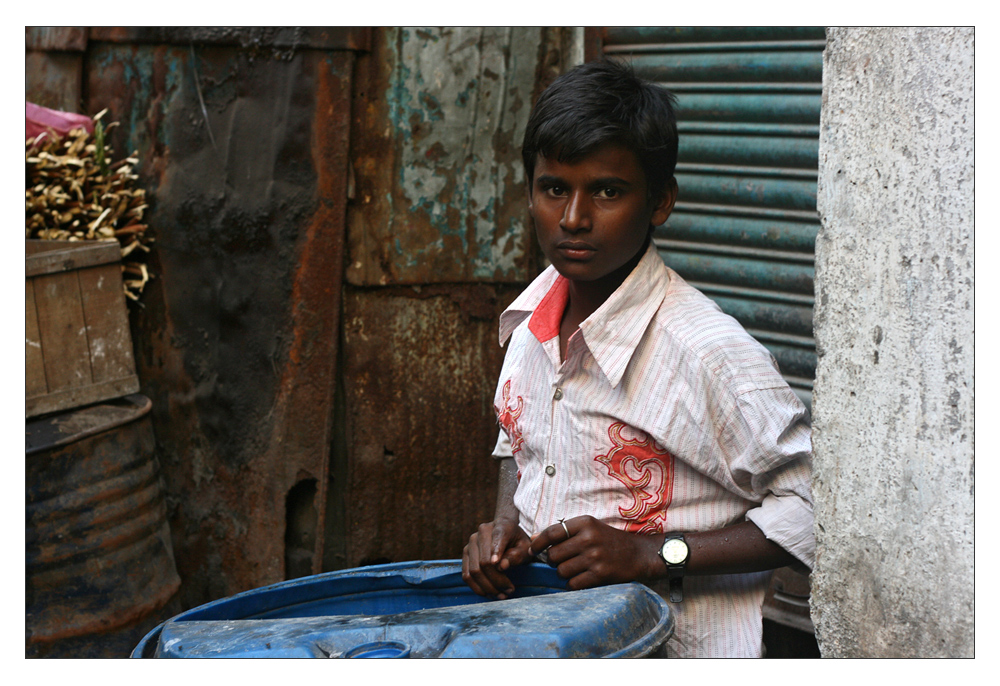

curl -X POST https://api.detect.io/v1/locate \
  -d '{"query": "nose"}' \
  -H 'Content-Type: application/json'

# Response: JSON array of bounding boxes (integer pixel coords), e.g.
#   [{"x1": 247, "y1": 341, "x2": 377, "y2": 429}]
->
[{"x1": 560, "y1": 191, "x2": 591, "y2": 233}]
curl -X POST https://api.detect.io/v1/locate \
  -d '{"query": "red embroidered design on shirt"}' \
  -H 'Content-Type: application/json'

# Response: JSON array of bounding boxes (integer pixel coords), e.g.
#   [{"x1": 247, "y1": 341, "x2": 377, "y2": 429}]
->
[
  {"x1": 595, "y1": 422, "x2": 675, "y2": 533},
  {"x1": 495, "y1": 379, "x2": 525, "y2": 455}
]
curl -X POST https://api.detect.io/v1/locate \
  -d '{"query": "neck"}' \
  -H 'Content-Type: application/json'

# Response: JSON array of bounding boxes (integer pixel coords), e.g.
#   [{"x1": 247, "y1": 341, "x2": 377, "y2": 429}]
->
[{"x1": 563, "y1": 238, "x2": 648, "y2": 330}]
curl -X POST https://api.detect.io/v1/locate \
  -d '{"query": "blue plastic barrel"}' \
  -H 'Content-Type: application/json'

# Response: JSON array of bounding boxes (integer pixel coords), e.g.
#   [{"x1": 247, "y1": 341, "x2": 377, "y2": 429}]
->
[{"x1": 132, "y1": 560, "x2": 673, "y2": 658}]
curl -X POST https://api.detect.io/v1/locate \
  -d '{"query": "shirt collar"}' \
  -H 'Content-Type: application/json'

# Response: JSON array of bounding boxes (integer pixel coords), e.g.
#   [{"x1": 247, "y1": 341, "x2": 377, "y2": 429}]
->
[{"x1": 498, "y1": 242, "x2": 669, "y2": 388}]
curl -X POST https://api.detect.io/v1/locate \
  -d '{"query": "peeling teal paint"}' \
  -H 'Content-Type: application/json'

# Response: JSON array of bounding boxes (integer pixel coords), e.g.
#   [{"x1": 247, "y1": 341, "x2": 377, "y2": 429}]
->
[
  {"x1": 377, "y1": 27, "x2": 542, "y2": 282},
  {"x1": 455, "y1": 79, "x2": 478, "y2": 108},
  {"x1": 90, "y1": 45, "x2": 185, "y2": 159},
  {"x1": 417, "y1": 91, "x2": 444, "y2": 121},
  {"x1": 388, "y1": 55, "x2": 417, "y2": 145}
]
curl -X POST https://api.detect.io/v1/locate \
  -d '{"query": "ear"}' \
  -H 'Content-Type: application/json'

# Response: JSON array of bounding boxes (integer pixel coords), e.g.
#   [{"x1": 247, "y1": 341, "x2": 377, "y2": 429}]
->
[
  {"x1": 526, "y1": 182, "x2": 535, "y2": 214},
  {"x1": 650, "y1": 177, "x2": 678, "y2": 227}
]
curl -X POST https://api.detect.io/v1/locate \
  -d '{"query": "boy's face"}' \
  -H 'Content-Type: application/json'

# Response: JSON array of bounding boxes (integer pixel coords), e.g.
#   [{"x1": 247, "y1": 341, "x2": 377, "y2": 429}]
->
[{"x1": 528, "y1": 144, "x2": 675, "y2": 286}]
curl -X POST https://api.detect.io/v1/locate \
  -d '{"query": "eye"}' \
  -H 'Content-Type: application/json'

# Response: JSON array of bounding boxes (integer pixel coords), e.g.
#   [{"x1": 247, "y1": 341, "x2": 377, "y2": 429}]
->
[
  {"x1": 596, "y1": 187, "x2": 619, "y2": 199},
  {"x1": 544, "y1": 185, "x2": 568, "y2": 197}
]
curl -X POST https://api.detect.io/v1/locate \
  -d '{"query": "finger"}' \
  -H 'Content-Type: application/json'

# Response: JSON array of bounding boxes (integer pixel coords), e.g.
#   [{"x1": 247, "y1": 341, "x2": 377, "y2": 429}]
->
[
  {"x1": 462, "y1": 545, "x2": 488, "y2": 597},
  {"x1": 528, "y1": 520, "x2": 573, "y2": 556},
  {"x1": 527, "y1": 525, "x2": 559, "y2": 556},
  {"x1": 500, "y1": 534, "x2": 533, "y2": 570},
  {"x1": 466, "y1": 534, "x2": 504, "y2": 597},
  {"x1": 565, "y1": 568, "x2": 603, "y2": 591},
  {"x1": 553, "y1": 550, "x2": 590, "y2": 580},
  {"x1": 476, "y1": 534, "x2": 517, "y2": 597},
  {"x1": 483, "y1": 562, "x2": 515, "y2": 598},
  {"x1": 490, "y1": 523, "x2": 512, "y2": 564},
  {"x1": 559, "y1": 518, "x2": 572, "y2": 540},
  {"x1": 477, "y1": 523, "x2": 502, "y2": 568}
]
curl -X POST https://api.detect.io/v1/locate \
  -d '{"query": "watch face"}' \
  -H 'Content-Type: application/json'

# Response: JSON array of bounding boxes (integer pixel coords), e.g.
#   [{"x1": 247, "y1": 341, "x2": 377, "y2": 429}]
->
[{"x1": 662, "y1": 538, "x2": 689, "y2": 565}]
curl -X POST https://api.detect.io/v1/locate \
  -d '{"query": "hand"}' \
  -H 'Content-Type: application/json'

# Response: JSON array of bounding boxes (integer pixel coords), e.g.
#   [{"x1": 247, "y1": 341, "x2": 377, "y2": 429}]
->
[
  {"x1": 462, "y1": 517, "x2": 533, "y2": 599},
  {"x1": 528, "y1": 515, "x2": 662, "y2": 590}
]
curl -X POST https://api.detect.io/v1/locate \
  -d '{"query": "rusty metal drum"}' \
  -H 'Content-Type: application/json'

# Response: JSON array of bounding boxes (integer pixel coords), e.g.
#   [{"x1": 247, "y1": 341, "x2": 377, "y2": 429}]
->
[{"x1": 26, "y1": 394, "x2": 181, "y2": 657}]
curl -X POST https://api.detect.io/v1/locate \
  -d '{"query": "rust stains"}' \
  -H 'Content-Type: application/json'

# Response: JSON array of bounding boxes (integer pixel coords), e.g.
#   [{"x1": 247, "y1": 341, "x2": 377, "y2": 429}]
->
[
  {"x1": 341, "y1": 284, "x2": 522, "y2": 567},
  {"x1": 80, "y1": 42, "x2": 354, "y2": 608},
  {"x1": 345, "y1": 27, "x2": 543, "y2": 286}
]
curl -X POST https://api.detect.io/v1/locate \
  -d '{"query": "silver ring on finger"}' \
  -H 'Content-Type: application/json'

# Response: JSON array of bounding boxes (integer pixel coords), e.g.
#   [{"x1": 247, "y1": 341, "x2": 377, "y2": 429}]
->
[{"x1": 559, "y1": 518, "x2": 570, "y2": 538}]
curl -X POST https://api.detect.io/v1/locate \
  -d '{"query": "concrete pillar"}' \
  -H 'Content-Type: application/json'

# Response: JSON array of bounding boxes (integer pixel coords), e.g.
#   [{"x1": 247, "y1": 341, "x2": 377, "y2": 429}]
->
[{"x1": 811, "y1": 27, "x2": 974, "y2": 657}]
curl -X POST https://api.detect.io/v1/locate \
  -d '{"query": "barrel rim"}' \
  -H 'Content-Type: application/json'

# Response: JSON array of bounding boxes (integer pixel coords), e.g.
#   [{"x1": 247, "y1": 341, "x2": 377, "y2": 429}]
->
[
  {"x1": 131, "y1": 559, "x2": 673, "y2": 658},
  {"x1": 26, "y1": 393, "x2": 152, "y2": 456}
]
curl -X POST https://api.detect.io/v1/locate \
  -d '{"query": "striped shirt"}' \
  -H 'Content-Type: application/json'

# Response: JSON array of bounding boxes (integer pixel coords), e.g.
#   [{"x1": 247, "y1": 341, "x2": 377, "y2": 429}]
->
[{"x1": 491, "y1": 242, "x2": 815, "y2": 658}]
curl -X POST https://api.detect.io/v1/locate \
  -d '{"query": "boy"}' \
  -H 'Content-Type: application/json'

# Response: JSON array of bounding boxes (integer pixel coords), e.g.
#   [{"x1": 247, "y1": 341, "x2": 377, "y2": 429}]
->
[{"x1": 462, "y1": 60, "x2": 814, "y2": 658}]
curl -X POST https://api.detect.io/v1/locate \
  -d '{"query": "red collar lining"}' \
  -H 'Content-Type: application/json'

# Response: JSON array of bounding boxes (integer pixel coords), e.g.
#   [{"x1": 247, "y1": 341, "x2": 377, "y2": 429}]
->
[{"x1": 528, "y1": 275, "x2": 569, "y2": 343}]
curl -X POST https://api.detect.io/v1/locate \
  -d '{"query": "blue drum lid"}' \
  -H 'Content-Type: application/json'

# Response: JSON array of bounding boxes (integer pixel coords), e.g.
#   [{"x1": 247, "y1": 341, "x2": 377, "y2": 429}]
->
[{"x1": 133, "y1": 561, "x2": 672, "y2": 658}]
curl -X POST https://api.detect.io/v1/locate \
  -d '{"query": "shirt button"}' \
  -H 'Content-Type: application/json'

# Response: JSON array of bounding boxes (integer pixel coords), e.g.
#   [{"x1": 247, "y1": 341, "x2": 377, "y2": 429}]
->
[
  {"x1": 545, "y1": 465, "x2": 556, "y2": 477},
  {"x1": 553, "y1": 388, "x2": 563, "y2": 401}
]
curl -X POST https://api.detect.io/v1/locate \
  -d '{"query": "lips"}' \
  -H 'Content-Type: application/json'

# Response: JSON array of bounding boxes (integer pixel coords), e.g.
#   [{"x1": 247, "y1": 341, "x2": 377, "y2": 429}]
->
[{"x1": 556, "y1": 241, "x2": 597, "y2": 260}]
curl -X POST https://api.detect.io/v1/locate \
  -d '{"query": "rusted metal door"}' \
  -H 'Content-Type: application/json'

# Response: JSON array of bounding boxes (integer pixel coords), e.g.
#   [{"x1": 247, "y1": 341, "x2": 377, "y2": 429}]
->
[
  {"x1": 339, "y1": 28, "x2": 564, "y2": 568},
  {"x1": 27, "y1": 27, "x2": 368, "y2": 608}
]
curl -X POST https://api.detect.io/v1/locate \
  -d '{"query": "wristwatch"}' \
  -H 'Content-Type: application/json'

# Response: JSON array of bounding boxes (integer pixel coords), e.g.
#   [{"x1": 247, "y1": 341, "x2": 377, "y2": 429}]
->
[{"x1": 657, "y1": 533, "x2": 689, "y2": 603}]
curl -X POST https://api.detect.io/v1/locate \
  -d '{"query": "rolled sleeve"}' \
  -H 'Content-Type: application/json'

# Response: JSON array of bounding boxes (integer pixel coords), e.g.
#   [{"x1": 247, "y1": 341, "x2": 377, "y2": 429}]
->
[
  {"x1": 731, "y1": 387, "x2": 816, "y2": 570},
  {"x1": 492, "y1": 428, "x2": 513, "y2": 459},
  {"x1": 746, "y1": 492, "x2": 815, "y2": 570}
]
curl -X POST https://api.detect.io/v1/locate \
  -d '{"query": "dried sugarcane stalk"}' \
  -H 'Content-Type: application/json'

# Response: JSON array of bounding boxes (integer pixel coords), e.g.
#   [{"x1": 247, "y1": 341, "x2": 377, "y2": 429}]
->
[{"x1": 26, "y1": 110, "x2": 154, "y2": 303}]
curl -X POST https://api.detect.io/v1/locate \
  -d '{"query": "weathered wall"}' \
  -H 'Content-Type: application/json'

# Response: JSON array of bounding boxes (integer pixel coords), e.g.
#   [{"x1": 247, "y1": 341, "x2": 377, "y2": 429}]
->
[
  {"x1": 335, "y1": 27, "x2": 571, "y2": 567},
  {"x1": 811, "y1": 27, "x2": 974, "y2": 657},
  {"x1": 338, "y1": 285, "x2": 522, "y2": 566},
  {"x1": 26, "y1": 25, "x2": 572, "y2": 608},
  {"x1": 25, "y1": 28, "x2": 87, "y2": 112},
  {"x1": 346, "y1": 27, "x2": 544, "y2": 286},
  {"x1": 60, "y1": 29, "x2": 362, "y2": 609}
]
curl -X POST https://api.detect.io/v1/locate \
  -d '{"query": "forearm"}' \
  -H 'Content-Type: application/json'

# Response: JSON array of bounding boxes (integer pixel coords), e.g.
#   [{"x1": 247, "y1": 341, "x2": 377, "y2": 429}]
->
[
  {"x1": 493, "y1": 457, "x2": 519, "y2": 522},
  {"x1": 684, "y1": 520, "x2": 798, "y2": 576},
  {"x1": 634, "y1": 520, "x2": 798, "y2": 582}
]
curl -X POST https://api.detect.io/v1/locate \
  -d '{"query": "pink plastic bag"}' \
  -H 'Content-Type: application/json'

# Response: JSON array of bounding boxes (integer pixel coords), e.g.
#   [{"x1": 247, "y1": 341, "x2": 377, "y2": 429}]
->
[{"x1": 26, "y1": 101, "x2": 94, "y2": 142}]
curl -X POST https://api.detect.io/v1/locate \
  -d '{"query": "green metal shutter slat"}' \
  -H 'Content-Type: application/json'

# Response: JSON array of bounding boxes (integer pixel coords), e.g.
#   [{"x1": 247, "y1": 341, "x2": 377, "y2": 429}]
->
[
  {"x1": 680, "y1": 135, "x2": 819, "y2": 168},
  {"x1": 757, "y1": 342, "x2": 817, "y2": 382},
  {"x1": 675, "y1": 93, "x2": 822, "y2": 124},
  {"x1": 675, "y1": 174, "x2": 817, "y2": 212},
  {"x1": 602, "y1": 27, "x2": 825, "y2": 406},
  {"x1": 657, "y1": 252, "x2": 814, "y2": 295},
  {"x1": 664, "y1": 83, "x2": 822, "y2": 93},
  {"x1": 678, "y1": 122, "x2": 818, "y2": 136},
  {"x1": 627, "y1": 51, "x2": 823, "y2": 84},
  {"x1": 704, "y1": 296, "x2": 813, "y2": 338},
  {"x1": 665, "y1": 213, "x2": 816, "y2": 253},
  {"x1": 603, "y1": 27, "x2": 827, "y2": 44},
  {"x1": 604, "y1": 40, "x2": 828, "y2": 55}
]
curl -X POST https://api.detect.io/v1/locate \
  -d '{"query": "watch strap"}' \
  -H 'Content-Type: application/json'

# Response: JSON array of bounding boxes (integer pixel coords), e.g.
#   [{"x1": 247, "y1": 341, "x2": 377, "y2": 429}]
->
[
  {"x1": 659, "y1": 532, "x2": 688, "y2": 603},
  {"x1": 668, "y1": 576, "x2": 684, "y2": 603}
]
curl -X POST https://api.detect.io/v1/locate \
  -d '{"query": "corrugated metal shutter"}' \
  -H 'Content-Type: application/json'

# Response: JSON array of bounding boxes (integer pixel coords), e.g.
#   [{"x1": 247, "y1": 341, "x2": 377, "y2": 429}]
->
[{"x1": 600, "y1": 27, "x2": 825, "y2": 409}]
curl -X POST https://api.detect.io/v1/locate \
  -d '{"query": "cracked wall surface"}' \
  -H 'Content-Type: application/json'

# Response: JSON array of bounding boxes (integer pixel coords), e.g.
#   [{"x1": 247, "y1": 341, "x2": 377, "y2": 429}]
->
[{"x1": 811, "y1": 27, "x2": 974, "y2": 658}]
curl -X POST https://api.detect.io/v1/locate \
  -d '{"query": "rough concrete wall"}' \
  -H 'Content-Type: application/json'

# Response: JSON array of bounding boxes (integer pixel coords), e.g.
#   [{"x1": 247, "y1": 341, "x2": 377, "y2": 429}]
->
[{"x1": 812, "y1": 27, "x2": 974, "y2": 657}]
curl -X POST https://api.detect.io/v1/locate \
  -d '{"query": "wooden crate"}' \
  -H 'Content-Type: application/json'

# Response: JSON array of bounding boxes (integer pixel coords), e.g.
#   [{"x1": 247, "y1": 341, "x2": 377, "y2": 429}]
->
[{"x1": 26, "y1": 240, "x2": 140, "y2": 418}]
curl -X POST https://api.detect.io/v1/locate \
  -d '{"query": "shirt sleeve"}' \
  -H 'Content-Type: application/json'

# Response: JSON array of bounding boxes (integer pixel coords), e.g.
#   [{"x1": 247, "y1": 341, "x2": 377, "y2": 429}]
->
[
  {"x1": 726, "y1": 386, "x2": 816, "y2": 571},
  {"x1": 492, "y1": 427, "x2": 513, "y2": 459}
]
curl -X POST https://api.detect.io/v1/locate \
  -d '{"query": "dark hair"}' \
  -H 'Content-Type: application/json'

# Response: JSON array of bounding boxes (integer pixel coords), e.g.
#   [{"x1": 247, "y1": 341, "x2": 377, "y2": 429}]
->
[{"x1": 522, "y1": 60, "x2": 679, "y2": 200}]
